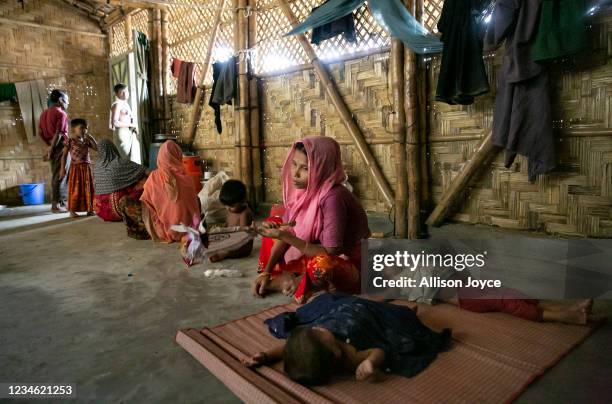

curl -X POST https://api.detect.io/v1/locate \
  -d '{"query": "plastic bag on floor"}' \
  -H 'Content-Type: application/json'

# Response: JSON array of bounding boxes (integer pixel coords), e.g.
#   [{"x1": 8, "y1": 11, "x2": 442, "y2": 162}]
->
[
  {"x1": 198, "y1": 171, "x2": 229, "y2": 225},
  {"x1": 171, "y1": 221, "x2": 256, "y2": 267}
]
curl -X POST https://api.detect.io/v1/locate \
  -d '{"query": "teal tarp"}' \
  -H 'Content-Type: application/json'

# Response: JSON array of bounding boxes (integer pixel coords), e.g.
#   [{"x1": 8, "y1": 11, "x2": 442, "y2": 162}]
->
[{"x1": 286, "y1": 0, "x2": 442, "y2": 54}]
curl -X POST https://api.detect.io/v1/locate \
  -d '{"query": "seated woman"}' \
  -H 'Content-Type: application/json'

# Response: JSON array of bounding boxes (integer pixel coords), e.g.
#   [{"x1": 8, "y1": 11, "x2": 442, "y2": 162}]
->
[
  {"x1": 253, "y1": 136, "x2": 370, "y2": 303},
  {"x1": 140, "y1": 141, "x2": 201, "y2": 243},
  {"x1": 243, "y1": 293, "x2": 451, "y2": 386},
  {"x1": 93, "y1": 139, "x2": 150, "y2": 239}
]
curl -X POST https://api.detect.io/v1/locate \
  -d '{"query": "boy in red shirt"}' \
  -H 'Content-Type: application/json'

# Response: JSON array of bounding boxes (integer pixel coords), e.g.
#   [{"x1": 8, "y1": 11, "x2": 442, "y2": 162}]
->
[{"x1": 39, "y1": 90, "x2": 69, "y2": 213}]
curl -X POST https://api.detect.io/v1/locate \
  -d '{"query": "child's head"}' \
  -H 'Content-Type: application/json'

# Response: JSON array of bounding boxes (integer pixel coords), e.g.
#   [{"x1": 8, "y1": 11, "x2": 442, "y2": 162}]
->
[
  {"x1": 49, "y1": 89, "x2": 69, "y2": 110},
  {"x1": 283, "y1": 326, "x2": 340, "y2": 386},
  {"x1": 114, "y1": 83, "x2": 129, "y2": 100},
  {"x1": 70, "y1": 118, "x2": 88, "y2": 137},
  {"x1": 219, "y1": 180, "x2": 248, "y2": 213}
]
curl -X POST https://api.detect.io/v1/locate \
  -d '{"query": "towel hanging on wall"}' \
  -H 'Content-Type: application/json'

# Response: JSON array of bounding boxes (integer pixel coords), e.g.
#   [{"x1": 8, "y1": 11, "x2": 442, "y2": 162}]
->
[{"x1": 15, "y1": 79, "x2": 47, "y2": 144}]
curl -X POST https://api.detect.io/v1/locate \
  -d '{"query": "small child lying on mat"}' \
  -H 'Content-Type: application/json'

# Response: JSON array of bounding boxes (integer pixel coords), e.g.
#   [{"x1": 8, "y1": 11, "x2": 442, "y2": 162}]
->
[
  {"x1": 242, "y1": 293, "x2": 451, "y2": 386},
  {"x1": 209, "y1": 179, "x2": 254, "y2": 262}
]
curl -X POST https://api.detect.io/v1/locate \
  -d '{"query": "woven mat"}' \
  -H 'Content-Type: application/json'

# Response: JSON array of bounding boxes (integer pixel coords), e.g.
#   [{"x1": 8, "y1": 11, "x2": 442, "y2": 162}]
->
[{"x1": 176, "y1": 301, "x2": 600, "y2": 404}]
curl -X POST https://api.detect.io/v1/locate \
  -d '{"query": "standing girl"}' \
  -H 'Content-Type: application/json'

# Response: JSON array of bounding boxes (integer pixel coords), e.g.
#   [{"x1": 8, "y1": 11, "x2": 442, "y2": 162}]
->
[{"x1": 60, "y1": 118, "x2": 97, "y2": 218}]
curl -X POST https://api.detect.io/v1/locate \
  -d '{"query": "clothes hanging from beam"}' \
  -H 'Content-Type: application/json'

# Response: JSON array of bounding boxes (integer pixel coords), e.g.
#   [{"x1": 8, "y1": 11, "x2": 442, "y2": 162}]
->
[
  {"x1": 435, "y1": 0, "x2": 491, "y2": 105},
  {"x1": 531, "y1": 0, "x2": 588, "y2": 62},
  {"x1": 286, "y1": 0, "x2": 442, "y2": 54},
  {"x1": 0, "y1": 83, "x2": 17, "y2": 102},
  {"x1": 311, "y1": 2, "x2": 357, "y2": 45},
  {"x1": 176, "y1": 60, "x2": 196, "y2": 104},
  {"x1": 209, "y1": 57, "x2": 237, "y2": 134},
  {"x1": 171, "y1": 58, "x2": 182, "y2": 79},
  {"x1": 486, "y1": 0, "x2": 556, "y2": 182},
  {"x1": 14, "y1": 79, "x2": 47, "y2": 144}
]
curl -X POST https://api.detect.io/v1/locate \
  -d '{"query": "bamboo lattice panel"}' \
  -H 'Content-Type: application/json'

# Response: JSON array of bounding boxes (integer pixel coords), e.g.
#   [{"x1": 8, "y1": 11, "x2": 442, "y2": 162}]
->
[
  {"x1": 422, "y1": 0, "x2": 443, "y2": 32},
  {"x1": 167, "y1": 0, "x2": 235, "y2": 93},
  {"x1": 427, "y1": 14, "x2": 612, "y2": 237},
  {"x1": 132, "y1": 9, "x2": 150, "y2": 38},
  {"x1": 255, "y1": 0, "x2": 390, "y2": 74},
  {"x1": 260, "y1": 54, "x2": 396, "y2": 212},
  {"x1": 110, "y1": 21, "x2": 128, "y2": 57}
]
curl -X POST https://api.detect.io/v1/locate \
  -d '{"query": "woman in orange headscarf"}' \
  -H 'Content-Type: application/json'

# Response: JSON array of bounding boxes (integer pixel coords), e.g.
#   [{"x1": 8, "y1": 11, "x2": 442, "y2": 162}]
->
[{"x1": 140, "y1": 141, "x2": 200, "y2": 242}]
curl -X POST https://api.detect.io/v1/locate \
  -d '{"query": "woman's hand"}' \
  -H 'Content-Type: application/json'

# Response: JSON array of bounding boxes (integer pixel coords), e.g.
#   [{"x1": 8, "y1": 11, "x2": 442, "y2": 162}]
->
[
  {"x1": 257, "y1": 226, "x2": 290, "y2": 240},
  {"x1": 252, "y1": 273, "x2": 270, "y2": 297},
  {"x1": 241, "y1": 352, "x2": 267, "y2": 368}
]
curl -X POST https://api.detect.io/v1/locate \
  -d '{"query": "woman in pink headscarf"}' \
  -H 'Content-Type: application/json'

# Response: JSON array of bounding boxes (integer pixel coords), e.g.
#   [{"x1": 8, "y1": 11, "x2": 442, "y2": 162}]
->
[
  {"x1": 140, "y1": 141, "x2": 200, "y2": 242},
  {"x1": 254, "y1": 136, "x2": 370, "y2": 303}
]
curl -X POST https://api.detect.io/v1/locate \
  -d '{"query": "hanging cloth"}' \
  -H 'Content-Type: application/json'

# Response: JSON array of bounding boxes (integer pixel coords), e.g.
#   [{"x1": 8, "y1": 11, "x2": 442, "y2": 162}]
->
[
  {"x1": 531, "y1": 0, "x2": 588, "y2": 62},
  {"x1": 311, "y1": 3, "x2": 357, "y2": 45},
  {"x1": 435, "y1": 0, "x2": 491, "y2": 105},
  {"x1": 485, "y1": 0, "x2": 556, "y2": 182},
  {"x1": 15, "y1": 79, "x2": 47, "y2": 144},
  {"x1": 209, "y1": 57, "x2": 237, "y2": 134},
  {"x1": 171, "y1": 58, "x2": 183, "y2": 79},
  {"x1": 287, "y1": 0, "x2": 442, "y2": 54},
  {"x1": 0, "y1": 83, "x2": 17, "y2": 102},
  {"x1": 176, "y1": 61, "x2": 196, "y2": 104}
]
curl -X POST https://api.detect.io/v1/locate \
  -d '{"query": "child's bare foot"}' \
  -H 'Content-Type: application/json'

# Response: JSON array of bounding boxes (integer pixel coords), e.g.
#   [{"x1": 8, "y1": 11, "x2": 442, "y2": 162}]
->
[
  {"x1": 69, "y1": 211, "x2": 79, "y2": 218},
  {"x1": 86, "y1": 211, "x2": 95, "y2": 216},
  {"x1": 558, "y1": 308, "x2": 588, "y2": 325},
  {"x1": 356, "y1": 359, "x2": 376, "y2": 381},
  {"x1": 51, "y1": 206, "x2": 66, "y2": 214},
  {"x1": 572, "y1": 299, "x2": 593, "y2": 313},
  {"x1": 209, "y1": 251, "x2": 228, "y2": 263}
]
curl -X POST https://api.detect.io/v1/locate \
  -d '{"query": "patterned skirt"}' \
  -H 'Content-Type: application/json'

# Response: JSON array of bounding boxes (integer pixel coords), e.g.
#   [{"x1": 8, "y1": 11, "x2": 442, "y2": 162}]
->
[
  {"x1": 68, "y1": 163, "x2": 94, "y2": 212},
  {"x1": 93, "y1": 177, "x2": 149, "y2": 240}
]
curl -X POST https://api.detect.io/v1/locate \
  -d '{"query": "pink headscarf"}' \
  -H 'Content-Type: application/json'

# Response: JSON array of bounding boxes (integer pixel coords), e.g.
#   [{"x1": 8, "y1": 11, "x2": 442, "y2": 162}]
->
[
  {"x1": 282, "y1": 136, "x2": 346, "y2": 263},
  {"x1": 140, "y1": 141, "x2": 200, "y2": 242}
]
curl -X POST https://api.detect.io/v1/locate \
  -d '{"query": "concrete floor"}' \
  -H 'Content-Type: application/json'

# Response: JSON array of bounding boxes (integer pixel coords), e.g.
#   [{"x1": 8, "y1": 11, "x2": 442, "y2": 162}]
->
[{"x1": 0, "y1": 209, "x2": 610, "y2": 402}]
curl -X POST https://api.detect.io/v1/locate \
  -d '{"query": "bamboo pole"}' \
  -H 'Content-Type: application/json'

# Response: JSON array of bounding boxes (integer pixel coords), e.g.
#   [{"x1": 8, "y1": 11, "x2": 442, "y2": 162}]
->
[
  {"x1": 415, "y1": 0, "x2": 431, "y2": 214},
  {"x1": 276, "y1": 0, "x2": 394, "y2": 207},
  {"x1": 236, "y1": 0, "x2": 253, "y2": 195},
  {"x1": 426, "y1": 132, "x2": 496, "y2": 227},
  {"x1": 248, "y1": 0, "x2": 263, "y2": 205},
  {"x1": 404, "y1": 0, "x2": 421, "y2": 239},
  {"x1": 183, "y1": 0, "x2": 226, "y2": 146},
  {"x1": 147, "y1": 10, "x2": 161, "y2": 134},
  {"x1": 124, "y1": 12, "x2": 133, "y2": 48},
  {"x1": 161, "y1": 8, "x2": 170, "y2": 131},
  {"x1": 391, "y1": 38, "x2": 408, "y2": 238}
]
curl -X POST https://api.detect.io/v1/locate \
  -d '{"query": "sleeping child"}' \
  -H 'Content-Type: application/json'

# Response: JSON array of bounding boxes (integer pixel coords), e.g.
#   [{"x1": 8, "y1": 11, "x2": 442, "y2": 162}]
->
[
  {"x1": 209, "y1": 179, "x2": 254, "y2": 262},
  {"x1": 242, "y1": 293, "x2": 451, "y2": 386}
]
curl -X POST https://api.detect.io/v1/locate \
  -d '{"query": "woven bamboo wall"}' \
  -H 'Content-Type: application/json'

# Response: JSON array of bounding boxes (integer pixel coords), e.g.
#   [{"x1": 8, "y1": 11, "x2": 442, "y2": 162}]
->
[
  {"x1": 427, "y1": 13, "x2": 612, "y2": 238},
  {"x1": 260, "y1": 54, "x2": 396, "y2": 212},
  {"x1": 0, "y1": 0, "x2": 110, "y2": 205},
  {"x1": 157, "y1": 0, "x2": 610, "y2": 237}
]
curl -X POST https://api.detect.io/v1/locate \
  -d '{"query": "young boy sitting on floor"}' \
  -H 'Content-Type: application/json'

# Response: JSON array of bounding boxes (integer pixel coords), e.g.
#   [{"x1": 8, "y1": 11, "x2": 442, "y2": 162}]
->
[{"x1": 209, "y1": 179, "x2": 254, "y2": 262}]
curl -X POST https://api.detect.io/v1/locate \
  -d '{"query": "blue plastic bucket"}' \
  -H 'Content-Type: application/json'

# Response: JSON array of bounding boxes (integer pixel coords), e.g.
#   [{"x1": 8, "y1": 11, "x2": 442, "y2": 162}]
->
[{"x1": 19, "y1": 183, "x2": 45, "y2": 205}]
